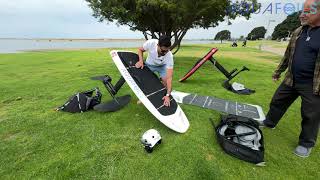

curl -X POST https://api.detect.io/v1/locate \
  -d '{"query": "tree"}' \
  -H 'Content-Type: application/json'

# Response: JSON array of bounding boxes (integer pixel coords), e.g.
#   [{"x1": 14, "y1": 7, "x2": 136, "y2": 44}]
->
[
  {"x1": 247, "y1": 26, "x2": 267, "y2": 40},
  {"x1": 86, "y1": 0, "x2": 259, "y2": 54},
  {"x1": 214, "y1": 30, "x2": 231, "y2": 43},
  {"x1": 272, "y1": 12, "x2": 301, "y2": 40}
]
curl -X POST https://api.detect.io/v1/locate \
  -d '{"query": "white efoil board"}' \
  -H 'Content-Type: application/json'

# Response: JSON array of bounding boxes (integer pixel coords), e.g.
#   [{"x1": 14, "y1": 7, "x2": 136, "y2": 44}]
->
[{"x1": 110, "y1": 50, "x2": 189, "y2": 133}]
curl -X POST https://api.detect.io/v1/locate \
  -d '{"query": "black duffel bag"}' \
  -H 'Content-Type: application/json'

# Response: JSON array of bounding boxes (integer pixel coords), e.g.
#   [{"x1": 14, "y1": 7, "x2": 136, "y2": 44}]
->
[{"x1": 211, "y1": 114, "x2": 265, "y2": 166}]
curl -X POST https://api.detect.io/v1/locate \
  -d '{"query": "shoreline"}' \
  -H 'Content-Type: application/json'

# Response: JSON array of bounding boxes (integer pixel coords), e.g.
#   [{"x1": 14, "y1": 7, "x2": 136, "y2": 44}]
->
[
  {"x1": 0, "y1": 39, "x2": 218, "y2": 54},
  {"x1": 0, "y1": 38, "x2": 146, "y2": 42},
  {"x1": 0, "y1": 38, "x2": 215, "y2": 42},
  {"x1": 22, "y1": 47, "x2": 112, "y2": 53}
]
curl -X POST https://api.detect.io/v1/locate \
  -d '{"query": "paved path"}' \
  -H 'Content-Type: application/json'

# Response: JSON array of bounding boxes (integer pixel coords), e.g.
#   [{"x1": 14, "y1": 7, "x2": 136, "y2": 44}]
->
[{"x1": 260, "y1": 45, "x2": 286, "y2": 56}]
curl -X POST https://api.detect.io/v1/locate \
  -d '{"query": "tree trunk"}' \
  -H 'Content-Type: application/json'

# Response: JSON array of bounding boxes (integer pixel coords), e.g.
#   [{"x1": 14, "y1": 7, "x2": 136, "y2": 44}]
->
[
  {"x1": 142, "y1": 29, "x2": 189, "y2": 55},
  {"x1": 170, "y1": 29, "x2": 188, "y2": 55},
  {"x1": 172, "y1": 41, "x2": 181, "y2": 55},
  {"x1": 142, "y1": 31, "x2": 149, "y2": 40}
]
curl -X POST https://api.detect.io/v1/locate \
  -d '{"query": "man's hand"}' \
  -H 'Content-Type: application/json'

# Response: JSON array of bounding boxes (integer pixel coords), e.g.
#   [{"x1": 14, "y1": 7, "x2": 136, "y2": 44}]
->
[
  {"x1": 135, "y1": 60, "x2": 144, "y2": 69},
  {"x1": 272, "y1": 73, "x2": 281, "y2": 82},
  {"x1": 162, "y1": 96, "x2": 171, "y2": 107}
]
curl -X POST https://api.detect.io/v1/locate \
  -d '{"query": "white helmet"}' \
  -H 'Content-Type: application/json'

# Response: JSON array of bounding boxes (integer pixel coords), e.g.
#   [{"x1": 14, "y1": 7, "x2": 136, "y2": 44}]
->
[{"x1": 141, "y1": 129, "x2": 162, "y2": 153}]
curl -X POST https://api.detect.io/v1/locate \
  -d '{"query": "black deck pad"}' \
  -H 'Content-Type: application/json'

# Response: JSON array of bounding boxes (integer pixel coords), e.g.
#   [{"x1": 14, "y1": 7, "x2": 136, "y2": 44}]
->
[{"x1": 117, "y1": 52, "x2": 177, "y2": 116}]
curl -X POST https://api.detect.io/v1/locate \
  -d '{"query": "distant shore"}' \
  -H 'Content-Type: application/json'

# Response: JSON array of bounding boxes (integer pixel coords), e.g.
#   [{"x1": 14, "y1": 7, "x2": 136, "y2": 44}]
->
[
  {"x1": 0, "y1": 38, "x2": 214, "y2": 42},
  {"x1": 0, "y1": 38, "x2": 146, "y2": 42},
  {"x1": 0, "y1": 38, "x2": 217, "y2": 54}
]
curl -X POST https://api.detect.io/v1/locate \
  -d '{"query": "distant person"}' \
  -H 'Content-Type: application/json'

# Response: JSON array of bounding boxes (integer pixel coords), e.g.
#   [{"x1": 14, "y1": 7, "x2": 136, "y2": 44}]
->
[
  {"x1": 261, "y1": 0, "x2": 320, "y2": 158},
  {"x1": 135, "y1": 35, "x2": 174, "y2": 107},
  {"x1": 242, "y1": 39, "x2": 247, "y2": 47},
  {"x1": 231, "y1": 40, "x2": 238, "y2": 47}
]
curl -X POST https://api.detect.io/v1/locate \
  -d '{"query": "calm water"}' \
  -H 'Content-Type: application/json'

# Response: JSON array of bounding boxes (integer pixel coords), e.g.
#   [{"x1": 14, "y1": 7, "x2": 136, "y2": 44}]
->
[{"x1": 0, "y1": 39, "x2": 217, "y2": 54}]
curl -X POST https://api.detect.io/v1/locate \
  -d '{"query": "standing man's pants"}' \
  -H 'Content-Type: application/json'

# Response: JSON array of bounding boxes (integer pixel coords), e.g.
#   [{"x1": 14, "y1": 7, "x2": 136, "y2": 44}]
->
[{"x1": 264, "y1": 82, "x2": 320, "y2": 147}]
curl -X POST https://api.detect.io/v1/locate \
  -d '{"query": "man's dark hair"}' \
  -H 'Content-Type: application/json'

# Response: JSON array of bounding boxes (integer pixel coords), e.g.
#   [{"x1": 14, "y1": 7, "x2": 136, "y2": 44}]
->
[{"x1": 158, "y1": 35, "x2": 172, "y2": 47}]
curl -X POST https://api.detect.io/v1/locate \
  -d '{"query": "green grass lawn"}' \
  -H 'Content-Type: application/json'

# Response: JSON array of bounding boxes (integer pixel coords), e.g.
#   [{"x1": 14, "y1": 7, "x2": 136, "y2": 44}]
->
[{"x1": 0, "y1": 44, "x2": 319, "y2": 179}]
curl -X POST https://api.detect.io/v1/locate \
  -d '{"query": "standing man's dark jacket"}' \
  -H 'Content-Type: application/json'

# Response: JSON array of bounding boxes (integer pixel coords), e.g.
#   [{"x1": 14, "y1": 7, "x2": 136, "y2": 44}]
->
[{"x1": 274, "y1": 26, "x2": 320, "y2": 95}]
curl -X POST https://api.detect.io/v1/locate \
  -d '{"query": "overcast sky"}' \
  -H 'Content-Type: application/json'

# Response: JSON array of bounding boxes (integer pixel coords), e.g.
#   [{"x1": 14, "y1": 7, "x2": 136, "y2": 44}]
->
[{"x1": 0, "y1": 0, "x2": 304, "y2": 39}]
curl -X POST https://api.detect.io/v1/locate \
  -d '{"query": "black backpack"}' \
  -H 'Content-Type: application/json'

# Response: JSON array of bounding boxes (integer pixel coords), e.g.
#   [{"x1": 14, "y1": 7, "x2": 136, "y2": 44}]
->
[
  {"x1": 57, "y1": 88, "x2": 102, "y2": 113},
  {"x1": 211, "y1": 114, "x2": 265, "y2": 166}
]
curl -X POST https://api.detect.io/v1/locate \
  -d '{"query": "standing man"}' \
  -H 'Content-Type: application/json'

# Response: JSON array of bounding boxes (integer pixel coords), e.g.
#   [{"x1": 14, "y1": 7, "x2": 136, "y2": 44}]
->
[
  {"x1": 262, "y1": 0, "x2": 320, "y2": 158},
  {"x1": 135, "y1": 35, "x2": 173, "y2": 107},
  {"x1": 242, "y1": 38, "x2": 247, "y2": 47}
]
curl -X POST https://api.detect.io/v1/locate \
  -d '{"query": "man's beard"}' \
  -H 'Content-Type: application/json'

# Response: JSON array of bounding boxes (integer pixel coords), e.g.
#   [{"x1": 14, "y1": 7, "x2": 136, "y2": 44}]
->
[{"x1": 300, "y1": 20, "x2": 308, "y2": 26}]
